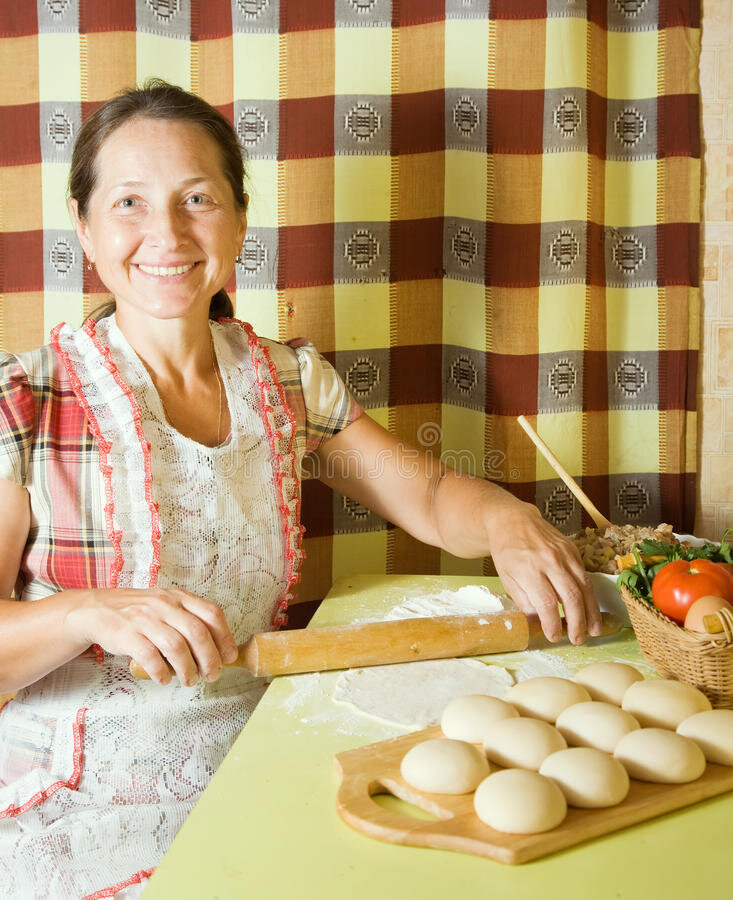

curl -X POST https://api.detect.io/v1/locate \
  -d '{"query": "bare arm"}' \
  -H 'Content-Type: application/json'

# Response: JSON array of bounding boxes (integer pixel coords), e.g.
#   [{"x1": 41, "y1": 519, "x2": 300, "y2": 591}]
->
[{"x1": 314, "y1": 414, "x2": 601, "y2": 645}]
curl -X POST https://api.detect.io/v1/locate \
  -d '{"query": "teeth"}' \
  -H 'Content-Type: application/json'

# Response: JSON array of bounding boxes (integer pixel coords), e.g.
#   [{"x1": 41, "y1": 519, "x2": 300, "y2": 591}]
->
[{"x1": 138, "y1": 263, "x2": 195, "y2": 276}]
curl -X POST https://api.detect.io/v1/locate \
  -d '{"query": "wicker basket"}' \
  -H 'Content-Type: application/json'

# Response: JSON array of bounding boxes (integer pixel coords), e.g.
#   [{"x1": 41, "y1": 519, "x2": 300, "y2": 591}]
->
[{"x1": 620, "y1": 584, "x2": 733, "y2": 708}]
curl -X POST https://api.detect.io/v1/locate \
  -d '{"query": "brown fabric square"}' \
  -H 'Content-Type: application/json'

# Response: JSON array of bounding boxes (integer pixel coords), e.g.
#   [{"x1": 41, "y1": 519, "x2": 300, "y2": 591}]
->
[
  {"x1": 80, "y1": 0, "x2": 136, "y2": 32},
  {"x1": 279, "y1": 96, "x2": 334, "y2": 159},
  {"x1": 658, "y1": 94, "x2": 700, "y2": 159},
  {"x1": 389, "y1": 528, "x2": 441, "y2": 575},
  {"x1": 394, "y1": 152, "x2": 445, "y2": 220},
  {"x1": 587, "y1": 91, "x2": 608, "y2": 160},
  {"x1": 583, "y1": 351, "x2": 608, "y2": 412},
  {"x1": 0, "y1": 164, "x2": 42, "y2": 232},
  {"x1": 279, "y1": 223, "x2": 334, "y2": 288},
  {"x1": 196, "y1": 37, "x2": 234, "y2": 107},
  {"x1": 492, "y1": 0, "x2": 548, "y2": 19},
  {"x1": 584, "y1": 284, "x2": 607, "y2": 352},
  {"x1": 0, "y1": 37, "x2": 38, "y2": 105},
  {"x1": 391, "y1": 218, "x2": 444, "y2": 282},
  {"x1": 2, "y1": 3, "x2": 37, "y2": 36},
  {"x1": 1, "y1": 293, "x2": 45, "y2": 352},
  {"x1": 1, "y1": 232, "x2": 43, "y2": 291},
  {"x1": 487, "y1": 223, "x2": 541, "y2": 287},
  {"x1": 587, "y1": 222, "x2": 606, "y2": 287},
  {"x1": 663, "y1": 30, "x2": 701, "y2": 95},
  {"x1": 490, "y1": 288, "x2": 538, "y2": 354},
  {"x1": 396, "y1": 0, "x2": 446, "y2": 27},
  {"x1": 393, "y1": 279, "x2": 443, "y2": 346},
  {"x1": 390, "y1": 346, "x2": 442, "y2": 405},
  {"x1": 391, "y1": 402, "x2": 442, "y2": 446},
  {"x1": 85, "y1": 32, "x2": 137, "y2": 102},
  {"x1": 283, "y1": 29, "x2": 334, "y2": 99},
  {"x1": 300, "y1": 478, "x2": 334, "y2": 538},
  {"x1": 191, "y1": 0, "x2": 232, "y2": 39},
  {"x1": 280, "y1": 285, "x2": 336, "y2": 352},
  {"x1": 282, "y1": 158, "x2": 334, "y2": 226},
  {"x1": 660, "y1": 472, "x2": 696, "y2": 534},
  {"x1": 664, "y1": 285, "x2": 696, "y2": 351},
  {"x1": 281, "y1": 0, "x2": 334, "y2": 32},
  {"x1": 396, "y1": 23, "x2": 445, "y2": 94},
  {"x1": 586, "y1": 156, "x2": 605, "y2": 226},
  {"x1": 658, "y1": 223, "x2": 699, "y2": 287},
  {"x1": 486, "y1": 352, "x2": 539, "y2": 415},
  {"x1": 296, "y1": 536, "x2": 333, "y2": 610},
  {"x1": 493, "y1": 20, "x2": 546, "y2": 91},
  {"x1": 393, "y1": 91, "x2": 445, "y2": 154},
  {"x1": 490, "y1": 90, "x2": 544, "y2": 154},
  {"x1": 492, "y1": 155, "x2": 542, "y2": 224},
  {"x1": 0, "y1": 104, "x2": 40, "y2": 165},
  {"x1": 579, "y1": 474, "x2": 611, "y2": 523},
  {"x1": 488, "y1": 414, "x2": 537, "y2": 485},
  {"x1": 583, "y1": 413, "x2": 609, "y2": 478},
  {"x1": 659, "y1": 349, "x2": 697, "y2": 412},
  {"x1": 662, "y1": 157, "x2": 697, "y2": 223},
  {"x1": 659, "y1": 0, "x2": 700, "y2": 28}
]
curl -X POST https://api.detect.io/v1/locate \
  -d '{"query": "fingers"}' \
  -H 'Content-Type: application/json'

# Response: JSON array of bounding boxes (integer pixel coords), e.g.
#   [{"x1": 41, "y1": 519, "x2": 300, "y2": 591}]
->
[
  {"x1": 178, "y1": 591, "x2": 239, "y2": 665},
  {"x1": 499, "y1": 570, "x2": 563, "y2": 644}
]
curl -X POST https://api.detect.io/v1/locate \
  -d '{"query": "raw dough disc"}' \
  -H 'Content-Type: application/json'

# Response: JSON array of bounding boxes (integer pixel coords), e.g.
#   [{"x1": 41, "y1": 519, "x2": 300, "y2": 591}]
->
[
  {"x1": 555, "y1": 701, "x2": 641, "y2": 753},
  {"x1": 621, "y1": 679, "x2": 712, "y2": 730},
  {"x1": 441, "y1": 695, "x2": 519, "y2": 743},
  {"x1": 483, "y1": 717, "x2": 567, "y2": 771},
  {"x1": 677, "y1": 709, "x2": 733, "y2": 765},
  {"x1": 400, "y1": 738, "x2": 490, "y2": 794},
  {"x1": 504, "y1": 677, "x2": 591, "y2": 723},
  {"x1": 573, "y1": 661, "x2": 644, "y2": 706},
  {"x1": 332, "y1": 658, "x2": 514, "y2": 729},
  {"x1": 613, "y1": 728, "x2": 706, "y2": 783},
  {"x1": 473, "y1": 769, "x2": 567, "y2": 834},
  {"x1": 539, "y1": 747, "x2": 630, "y2": 808}
]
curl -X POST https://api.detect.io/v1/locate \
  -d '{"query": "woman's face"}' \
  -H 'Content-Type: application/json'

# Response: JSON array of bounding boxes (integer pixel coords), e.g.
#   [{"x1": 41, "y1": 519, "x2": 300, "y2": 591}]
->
[{"x1": 71, "y1": 116, "x2": 246, "y2": 323}]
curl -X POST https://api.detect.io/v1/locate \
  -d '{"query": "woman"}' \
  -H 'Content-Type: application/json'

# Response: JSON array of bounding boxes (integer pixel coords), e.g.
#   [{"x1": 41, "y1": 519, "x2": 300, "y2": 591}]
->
[{"x1": 0, "y1": 80, "x2": 599, "y2": 898}]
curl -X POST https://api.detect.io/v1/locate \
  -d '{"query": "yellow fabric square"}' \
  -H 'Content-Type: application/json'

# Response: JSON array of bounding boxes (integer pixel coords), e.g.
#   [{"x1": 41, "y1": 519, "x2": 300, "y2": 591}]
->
[
  {"x1": 335, "y1": 284, "x2": 390, "y2": 351},
  {"x1": 335, "y1": 27, "x2": 391, "y2": 95},
  {"x1": 605, "y1": 160, "x2": 657, "y2": 228},
  {"x1": 536, "y1": 414, "x2": 582, "y2": 482},
  {"x1": 137, "y1": 33, "x2": 190, "y2": 91},
  {"x1": 334, "y1": 156, "x2": 391, "y2": 223},
  {"x1": 440, "y1": 550, "x2": 484, "y2": 576},
  {"x1": 445, "y1": 152, "x2": 486, "y2": 222},
  {"x1": 332, "y1": 529, "x2": 387, "y2": 581},
  {"x1": 38, "y1": 34, "x2": 80, "y2": 102},
  {"x1": 605, "y1": 288, "x2": 659, "y2": 352},
  {"x1": 237, "y1": 289, "x2": 278, "y2": 340},
  {"x1": 544, "y1": 18, "x2": 588, "y2": 89},
  {"x1": 445, "y1": 19, "x2": 489, "y2": 90},
  {"x1": 538, "y1": 285, "x2": 586, "y2": 353},
  {"x1": 541, "y1": 152, "x2": 588, "y2": 223},
  {"x1": 44, "y1": 292, "x2": 82, "y2": 339},
  {"x1": 607, "y1": 32, "x2": 658, "y2": 100},
  {"x1": 367, "y1": 407, "x2": 389, "y2": 429},
  {"x1": 440, "y1": 404, "x2": 485, "y2": 480},
  {"x1": 245, "y1": 159, "x2": 277, "y2": 229},
  {"x1": 443, "y1": 280, "x2": 486, "y2": 353},
  {"x1": 42, "y1": 163, "x2": 74, "y2": 232},
  {"x1": 233, "y1": 32, "x2": 278, "y2": 101},
  {"x1": 608, "y1": 409, "x2": 659, "y2": 475}
]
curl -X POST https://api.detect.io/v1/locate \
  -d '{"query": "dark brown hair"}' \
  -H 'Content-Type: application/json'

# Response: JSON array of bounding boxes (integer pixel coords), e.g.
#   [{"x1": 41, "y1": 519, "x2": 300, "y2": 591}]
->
[{"x1": 70, "y1": 78, "x2": 246, "y2": 321}]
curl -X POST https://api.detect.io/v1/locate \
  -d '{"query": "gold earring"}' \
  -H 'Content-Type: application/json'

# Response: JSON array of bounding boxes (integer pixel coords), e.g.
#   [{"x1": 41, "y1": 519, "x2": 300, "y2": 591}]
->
[
  {"x1": 235, "y1": 253, "x2": 243, "y2": 264},
  {"x1": 87, "y1": 260, "x2": 95, "y2": 271}
]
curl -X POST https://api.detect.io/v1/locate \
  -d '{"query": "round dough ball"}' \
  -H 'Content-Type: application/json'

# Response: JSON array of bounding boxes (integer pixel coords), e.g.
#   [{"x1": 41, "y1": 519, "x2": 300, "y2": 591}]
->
[
  {"x1": 555, "y1": 701, "x2": 641, "y2": 753},
  {"x1": 621, "y1": 679, "x2": 712, "y2": 730},
  {"x1": 614, "y1": 728, "x2": 706, "y2": 783},
  {"x1": 539, "y1": 747, "x2": 630, "y2": 808},
  {"x1": 573, "y1": 661, "x2": 644, "y2": 705},
  {"x1": 473, "y1": 769, "x2": 567, "y2": 834},
  {"x1": 400, "y1": 738, "x2": 490, "y2": 794},
  {"x1": 483, "y1": 717, "x2": 567, "y2": 771},
  {"x1": 505, "y1": 677, "x2": 591, "y2": 723},
  {"x1": 441, "y1": 694, "x2": 519, "y2": 743},
  {"x1": 677, "y1": 709, "x2": 733, "y2": 766}
]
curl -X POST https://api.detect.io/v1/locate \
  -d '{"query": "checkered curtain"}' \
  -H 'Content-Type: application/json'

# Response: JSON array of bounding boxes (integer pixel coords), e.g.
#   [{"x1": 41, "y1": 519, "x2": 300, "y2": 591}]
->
[{"x1": 0, "y1": 0, "x2": 701, "y2": 607}]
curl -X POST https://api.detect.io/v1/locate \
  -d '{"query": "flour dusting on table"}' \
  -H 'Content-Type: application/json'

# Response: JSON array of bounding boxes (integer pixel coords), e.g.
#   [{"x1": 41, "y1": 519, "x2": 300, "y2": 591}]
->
[{"x1": 384, "y1": 584, "x2": 508, "y2": 620}]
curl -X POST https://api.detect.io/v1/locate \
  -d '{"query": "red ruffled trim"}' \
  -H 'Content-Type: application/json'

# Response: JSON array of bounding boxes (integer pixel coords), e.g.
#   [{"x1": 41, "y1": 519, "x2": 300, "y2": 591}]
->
[
  {"x1": 84, "y1": 320, "x2": 161, "y2": 587},
  {"x1": 0, "y1": 707, "x2": 87, "y2": 819},
  {"x1": 82, "y1": 867, "x2": 155, "y2": 900},
  {"x1": 219, "y1": 319, "x2": 305, "y2": 629}
]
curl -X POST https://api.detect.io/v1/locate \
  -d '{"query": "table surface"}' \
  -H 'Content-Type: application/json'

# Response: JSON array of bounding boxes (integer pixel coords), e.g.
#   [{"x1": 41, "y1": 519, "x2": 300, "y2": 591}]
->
[{"x1": 143, "y1": 575, "x2": 733, "y2": 900}]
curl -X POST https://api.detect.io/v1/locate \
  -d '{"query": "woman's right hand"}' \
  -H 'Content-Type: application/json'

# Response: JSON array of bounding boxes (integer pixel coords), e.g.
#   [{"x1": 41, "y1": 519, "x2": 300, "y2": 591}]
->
[{"x1": 64, "y1": 588, "x2": 239, "y2": 686}]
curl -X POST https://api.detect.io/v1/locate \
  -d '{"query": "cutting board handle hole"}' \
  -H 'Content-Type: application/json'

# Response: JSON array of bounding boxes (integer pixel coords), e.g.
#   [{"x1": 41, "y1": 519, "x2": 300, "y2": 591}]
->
[{"x1": 370, "y1": 792, "x2": 441, "y2": 822}]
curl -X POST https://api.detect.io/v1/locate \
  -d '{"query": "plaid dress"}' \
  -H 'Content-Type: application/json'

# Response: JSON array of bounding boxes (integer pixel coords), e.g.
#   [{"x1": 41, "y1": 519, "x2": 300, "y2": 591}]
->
[{"x1": 0, "y1": 315, "x2": 362, "y2": 900}]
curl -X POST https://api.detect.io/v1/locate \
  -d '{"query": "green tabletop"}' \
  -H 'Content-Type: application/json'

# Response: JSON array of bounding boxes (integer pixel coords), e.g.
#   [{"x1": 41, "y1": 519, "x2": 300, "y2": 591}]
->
[{"x1": 144, "y1": 576, "x2": 733, "y2": 900}]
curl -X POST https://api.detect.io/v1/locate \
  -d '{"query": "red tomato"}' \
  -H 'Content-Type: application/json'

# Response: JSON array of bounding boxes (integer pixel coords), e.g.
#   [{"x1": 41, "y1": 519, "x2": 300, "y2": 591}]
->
[{"x1": 651, "y1": 560, "x2": 733, "y2": 624}]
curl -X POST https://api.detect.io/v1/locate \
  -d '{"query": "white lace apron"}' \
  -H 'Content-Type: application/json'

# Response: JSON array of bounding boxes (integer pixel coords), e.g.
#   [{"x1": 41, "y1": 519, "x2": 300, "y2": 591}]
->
[{"x1": 0, "y1": 316, "x2": 303, "y2": 899}]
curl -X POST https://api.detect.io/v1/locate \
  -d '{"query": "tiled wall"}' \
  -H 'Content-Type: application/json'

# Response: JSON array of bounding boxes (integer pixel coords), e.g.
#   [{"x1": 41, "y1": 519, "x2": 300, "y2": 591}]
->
[{"x1": 696, "y1": 0, "x2": 733, "y2": 540}]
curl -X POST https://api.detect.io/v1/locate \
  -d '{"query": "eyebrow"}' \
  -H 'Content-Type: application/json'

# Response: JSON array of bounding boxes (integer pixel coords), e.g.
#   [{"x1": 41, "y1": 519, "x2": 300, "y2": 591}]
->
[{"x1": 111, "y1": 176, "x2": 216, "y2": 189}]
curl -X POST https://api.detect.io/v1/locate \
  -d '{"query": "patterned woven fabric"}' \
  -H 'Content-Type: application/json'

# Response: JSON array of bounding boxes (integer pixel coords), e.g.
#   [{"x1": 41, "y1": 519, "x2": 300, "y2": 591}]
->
[{"x1": 0, "y1": 0, "x2": 701, "y2": 607}]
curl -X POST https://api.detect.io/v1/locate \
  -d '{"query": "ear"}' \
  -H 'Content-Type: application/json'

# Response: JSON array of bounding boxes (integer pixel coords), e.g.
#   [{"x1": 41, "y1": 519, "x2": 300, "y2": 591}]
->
[{"x1": 69, "y1": 198, "x2": 96, "y2": 263}]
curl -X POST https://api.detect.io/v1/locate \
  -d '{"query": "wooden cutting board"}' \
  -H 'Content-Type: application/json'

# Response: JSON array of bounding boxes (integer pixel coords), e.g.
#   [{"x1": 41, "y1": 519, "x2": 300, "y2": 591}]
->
[{"x1": 334, "y1": 724, "x2": 733, "y2": 865}]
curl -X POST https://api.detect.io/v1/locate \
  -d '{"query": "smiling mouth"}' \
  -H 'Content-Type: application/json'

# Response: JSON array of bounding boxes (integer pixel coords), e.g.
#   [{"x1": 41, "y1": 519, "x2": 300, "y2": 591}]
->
[{"x1": 136, "y1": 262, "x2": 198, "y2": 277}]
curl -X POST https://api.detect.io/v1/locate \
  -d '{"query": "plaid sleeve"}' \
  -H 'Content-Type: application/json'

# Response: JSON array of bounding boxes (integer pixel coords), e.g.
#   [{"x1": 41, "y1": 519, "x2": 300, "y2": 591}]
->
[
  {"x1": 0, "y1": 353, "x2": 35, "y2": 487},
  {"x1": 289, "y1": 341, "x2": 363, "y2": 453}
]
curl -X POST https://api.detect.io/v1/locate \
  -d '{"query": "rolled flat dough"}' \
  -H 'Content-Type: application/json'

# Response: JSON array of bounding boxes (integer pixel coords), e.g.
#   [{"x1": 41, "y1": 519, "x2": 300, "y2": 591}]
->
[{"x1": 332, "y1": 658, "x2": 514, "y2": 729}]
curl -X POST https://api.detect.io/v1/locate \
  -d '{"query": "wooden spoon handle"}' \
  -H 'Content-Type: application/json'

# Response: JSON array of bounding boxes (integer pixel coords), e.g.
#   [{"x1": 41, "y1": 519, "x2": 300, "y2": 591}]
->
[{"x1": 517, "y1": 415, "x2": 613, "y2": 530}]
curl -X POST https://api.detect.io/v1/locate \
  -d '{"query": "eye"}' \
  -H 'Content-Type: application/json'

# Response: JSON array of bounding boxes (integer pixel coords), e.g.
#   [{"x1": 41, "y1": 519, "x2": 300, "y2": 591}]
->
[
  {"x1": 186, "y1": 193, "x2": 213, "y2": 206},
  {"x1": 115, "y1": 197, "x2": 138, "y2": 209}
]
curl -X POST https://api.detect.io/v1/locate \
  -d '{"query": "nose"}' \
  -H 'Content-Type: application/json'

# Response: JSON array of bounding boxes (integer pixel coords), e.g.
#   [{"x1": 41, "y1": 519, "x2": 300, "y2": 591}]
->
[{"x1": 146, "y1": 202, "x2": 188, "y2": 250}]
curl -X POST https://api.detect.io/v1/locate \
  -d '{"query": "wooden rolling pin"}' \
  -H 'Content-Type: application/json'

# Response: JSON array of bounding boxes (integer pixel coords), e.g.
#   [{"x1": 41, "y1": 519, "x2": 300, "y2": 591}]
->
[{"x1": 128, "y1": 610, "x2": 623, "y2": 680}]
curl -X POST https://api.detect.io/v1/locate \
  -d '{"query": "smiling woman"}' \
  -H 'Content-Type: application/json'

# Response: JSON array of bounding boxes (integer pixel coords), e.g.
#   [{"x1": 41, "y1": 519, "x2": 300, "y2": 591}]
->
[{"x1": 0, "y1": 79, "x2": 601, "y2": 899}]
